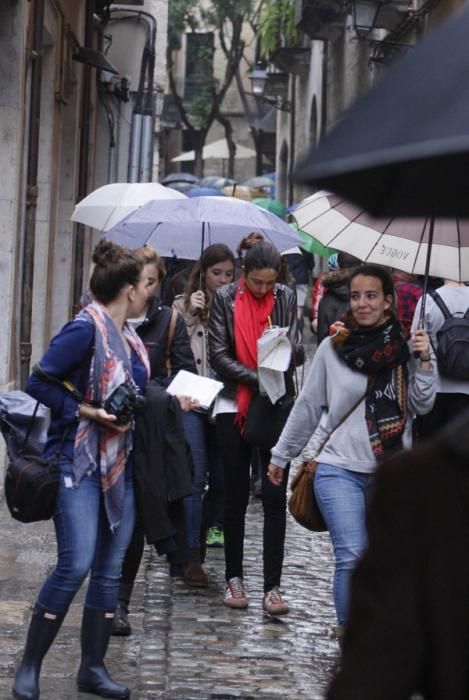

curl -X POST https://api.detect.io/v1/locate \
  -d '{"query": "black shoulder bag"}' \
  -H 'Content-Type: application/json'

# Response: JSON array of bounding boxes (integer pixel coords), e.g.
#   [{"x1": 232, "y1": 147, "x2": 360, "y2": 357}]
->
[
  {"x1": 4, "y1": 366, "x2": 97, "y2": 524},
  {"x1": 5, "y1": 400, "x2": 68, "y2": 523}
]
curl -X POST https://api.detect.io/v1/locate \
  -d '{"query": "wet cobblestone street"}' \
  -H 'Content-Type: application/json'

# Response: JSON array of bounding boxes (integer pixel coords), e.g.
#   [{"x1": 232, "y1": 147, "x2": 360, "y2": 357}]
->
[
  {"x1": 0, "y1": 490, "x2": 339, "y2": 699},
  {"x1": 0, "y1": 331, "x2": 340, "y2": 699}
]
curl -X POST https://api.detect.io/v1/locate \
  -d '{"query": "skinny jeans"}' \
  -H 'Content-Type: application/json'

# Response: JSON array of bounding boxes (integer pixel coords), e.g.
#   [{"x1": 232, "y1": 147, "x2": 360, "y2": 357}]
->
[
  {"x1": 37, "y1": 460, "x2": 136, "y2": 613},
  {"x1": 216, "y1": 413, "x2": 290, "y2": 593},
  {"x1": 314, "y1": 462, "x2": 374, "y2": 626}
]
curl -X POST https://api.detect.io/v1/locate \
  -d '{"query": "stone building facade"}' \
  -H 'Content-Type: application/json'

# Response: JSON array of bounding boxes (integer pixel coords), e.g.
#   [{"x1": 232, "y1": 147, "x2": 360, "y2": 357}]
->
[{"x1": 0, "y1": 0, "x2": 168, "y2": 482}]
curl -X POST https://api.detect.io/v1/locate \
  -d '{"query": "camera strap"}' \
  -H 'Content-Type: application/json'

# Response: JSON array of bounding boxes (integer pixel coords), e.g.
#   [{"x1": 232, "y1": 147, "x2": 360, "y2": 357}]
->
[{"x1": 31, "y1": 364, "x2": 102, "y2": 408}]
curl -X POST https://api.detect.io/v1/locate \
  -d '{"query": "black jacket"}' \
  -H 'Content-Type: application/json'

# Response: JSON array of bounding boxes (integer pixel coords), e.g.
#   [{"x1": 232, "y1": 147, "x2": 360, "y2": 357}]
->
[
  {"x1": 317, "y1": 268, "x2": 353, "y2": 344},
  {"x1": 137, "y1": 296, "x2": 196, "y2": 386},
  {"x1": 208, "y1": 282, "x2": 304, "y2": 399},
  {"x1": 133, "y1": 382, "x2": 192, "y2": 555}
]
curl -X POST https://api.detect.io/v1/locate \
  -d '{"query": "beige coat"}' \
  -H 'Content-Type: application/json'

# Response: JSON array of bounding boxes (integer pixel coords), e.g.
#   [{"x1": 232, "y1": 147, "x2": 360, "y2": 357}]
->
[{"x1": 172, "y1": 295, "x2": 208, "y2": 377}]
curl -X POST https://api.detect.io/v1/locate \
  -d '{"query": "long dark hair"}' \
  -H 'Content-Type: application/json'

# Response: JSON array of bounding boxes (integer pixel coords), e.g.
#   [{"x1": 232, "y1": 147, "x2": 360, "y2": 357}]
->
[
  {"x1": 184, "y1": 244, "x2": 235, "y2": 322},
  {"x1": 90, "y1": 239, "x2": 143, "y2": 304},
  {"x1": 348, "y1": 264, "x2": 396, "y2": 312}
]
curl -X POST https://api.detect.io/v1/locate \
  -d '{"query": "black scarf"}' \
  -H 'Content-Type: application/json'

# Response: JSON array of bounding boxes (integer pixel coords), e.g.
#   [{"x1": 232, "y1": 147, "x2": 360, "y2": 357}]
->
[{"x1": 332, "y1": 313, "x2": 410, "y2": 457}]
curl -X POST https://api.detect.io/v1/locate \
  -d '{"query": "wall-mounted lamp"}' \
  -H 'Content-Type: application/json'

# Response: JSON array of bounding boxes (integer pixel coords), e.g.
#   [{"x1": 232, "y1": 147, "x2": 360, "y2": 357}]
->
[
  {"x1": 352, "y1": 1, "x2": 409, "y2": 39},
  {"x1": 248, "y1": 63, "x2": 291, "y2": 112},
  {"x1": 72, "y1": 46, "x2": 120, "y2": 75}
]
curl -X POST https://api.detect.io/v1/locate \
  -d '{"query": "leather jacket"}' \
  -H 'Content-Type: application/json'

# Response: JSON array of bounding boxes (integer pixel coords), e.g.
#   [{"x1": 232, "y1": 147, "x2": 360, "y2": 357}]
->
[{"x1": 208, "y1": 282, "x2": 304, "y2": 399}]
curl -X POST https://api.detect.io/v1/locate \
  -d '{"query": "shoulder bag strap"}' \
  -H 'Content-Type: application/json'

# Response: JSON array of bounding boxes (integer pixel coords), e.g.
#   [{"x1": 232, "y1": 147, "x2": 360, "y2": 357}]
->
[
  {"x1": 316, "y1": 377, "x2": 375, "y2": 456},
  {"x1": 165, "y1": 308, "x2": 179, "y2": 377}
]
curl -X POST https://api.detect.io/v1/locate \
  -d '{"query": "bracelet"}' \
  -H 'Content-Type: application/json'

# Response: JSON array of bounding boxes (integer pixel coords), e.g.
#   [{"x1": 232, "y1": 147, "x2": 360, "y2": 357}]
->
[{"x1": 420, "y1": 352, "x2": 431, "y2": 362}]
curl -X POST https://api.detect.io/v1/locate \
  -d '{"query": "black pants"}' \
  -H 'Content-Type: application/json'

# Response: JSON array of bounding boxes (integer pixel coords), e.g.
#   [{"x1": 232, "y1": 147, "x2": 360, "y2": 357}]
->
[
  {"x1": 216, "y1": 413, "x2": 290, "y2": 593},
  {"x1": 416, "y1": 392, "x2": 469, "y2": 441}
]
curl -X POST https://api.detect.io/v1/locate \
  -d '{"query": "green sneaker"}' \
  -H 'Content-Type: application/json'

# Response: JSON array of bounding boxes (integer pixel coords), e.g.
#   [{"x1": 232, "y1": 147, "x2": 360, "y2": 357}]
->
[{"x1": 206, "y1": 526, "x2": 224, "y2": 548}]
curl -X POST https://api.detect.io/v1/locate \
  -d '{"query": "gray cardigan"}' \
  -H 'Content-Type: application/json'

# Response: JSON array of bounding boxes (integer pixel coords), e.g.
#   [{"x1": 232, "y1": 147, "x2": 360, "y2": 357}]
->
[{"x1": 271, "y1": 337, "x2": 435, "y2": 473}]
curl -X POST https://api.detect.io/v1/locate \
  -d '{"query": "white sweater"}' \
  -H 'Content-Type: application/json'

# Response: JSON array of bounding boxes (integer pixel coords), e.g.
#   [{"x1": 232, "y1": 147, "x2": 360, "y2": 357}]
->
[
  {"x1": 271, "y1": 337, "x2": 435, "y2": 474},
  {"x1": 411, "y1": 284, "x2": 469, "y2": 395}
]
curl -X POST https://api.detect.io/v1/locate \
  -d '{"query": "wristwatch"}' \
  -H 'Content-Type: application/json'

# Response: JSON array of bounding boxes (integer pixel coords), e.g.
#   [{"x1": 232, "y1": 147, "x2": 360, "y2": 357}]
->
[{"x1": 420, "y1": 351, "x2": 431, "y2": 362}]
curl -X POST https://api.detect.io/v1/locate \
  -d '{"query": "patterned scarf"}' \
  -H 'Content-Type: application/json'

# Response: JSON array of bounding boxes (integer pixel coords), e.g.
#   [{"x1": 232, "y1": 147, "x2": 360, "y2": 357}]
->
[
  {"x1": 234, "y1": 279, "x2": 275, "y2": 428},
  {"x1": 73, "y1": 302, "x2": 150, "y2": 532},
  {"x1": 332, "y1": 312, "x2": 410, "y2": 457}
]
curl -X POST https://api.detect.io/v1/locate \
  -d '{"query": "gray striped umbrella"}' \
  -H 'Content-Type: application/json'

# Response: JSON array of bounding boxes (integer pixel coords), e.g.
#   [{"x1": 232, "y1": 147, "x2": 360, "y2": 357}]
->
[{"x1": 294, "y1": 191, "x2": 469, "y2": 283}]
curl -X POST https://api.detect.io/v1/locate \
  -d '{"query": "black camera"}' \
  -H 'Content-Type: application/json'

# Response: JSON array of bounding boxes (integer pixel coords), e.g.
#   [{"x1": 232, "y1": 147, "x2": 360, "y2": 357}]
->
[{"x1": 104, "y1": 383, "x2": 147, "y2": 425}]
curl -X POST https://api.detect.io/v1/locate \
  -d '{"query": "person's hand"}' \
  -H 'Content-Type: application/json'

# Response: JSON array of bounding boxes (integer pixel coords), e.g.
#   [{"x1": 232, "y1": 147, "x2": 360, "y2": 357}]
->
[
  {"x1": 411, "y1": 328, "x2": 431, "y2": 362},
  {"x1": 268, "y1": 463, "x2": 285, "y2": 486},
  {"x1": 189, "y1": 290, "x2": 206, "y2": 313},
  {"x1": 87, "y1": 406, "x2": 131, "y2": 433},
  {"x1": 311, "y1": 318, "x2": 318, "y2": 333},
  {"x1": 176, "y1": 395, "x2": 200, "y2": 412}
]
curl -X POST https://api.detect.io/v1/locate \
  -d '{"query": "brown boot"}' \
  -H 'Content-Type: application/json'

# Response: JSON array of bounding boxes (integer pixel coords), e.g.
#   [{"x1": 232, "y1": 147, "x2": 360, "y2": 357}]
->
[{"x1": 184, "y1": 548, "x2": 208, "y2": 588}]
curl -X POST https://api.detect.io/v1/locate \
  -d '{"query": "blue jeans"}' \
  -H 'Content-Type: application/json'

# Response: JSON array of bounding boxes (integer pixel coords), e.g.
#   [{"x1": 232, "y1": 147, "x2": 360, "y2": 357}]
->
[
  {"x1": 182, "y1": 410, "x2": 222, "y2": 548},
  {"x1": 37, "y1": 461, "x2": 136, "y2": 613},
  {"x1": 314, "y1": 463, "x2": 374, "y2": 625}
]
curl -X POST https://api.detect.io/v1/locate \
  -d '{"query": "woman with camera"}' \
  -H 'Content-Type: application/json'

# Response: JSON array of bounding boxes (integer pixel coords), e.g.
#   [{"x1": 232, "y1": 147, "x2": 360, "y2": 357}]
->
[
  {"x1": 13, "y1": 240, "x2": 150, "y2": 700},
  {"x1": 208, "y1": 241, "x2": 303, "y2": 614},
  {"x1": 172, "y1": 244, "x2": 236, "y2": 585}
]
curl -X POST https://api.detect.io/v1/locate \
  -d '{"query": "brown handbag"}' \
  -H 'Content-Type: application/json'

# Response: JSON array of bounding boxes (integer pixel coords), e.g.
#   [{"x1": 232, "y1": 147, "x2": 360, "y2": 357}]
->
[
  {"x1": 288, "y1": 384, "x2": 372, "y2": 532},
  {"x1": 288, "y1": 460, "x2": 326, "y2": 531}
]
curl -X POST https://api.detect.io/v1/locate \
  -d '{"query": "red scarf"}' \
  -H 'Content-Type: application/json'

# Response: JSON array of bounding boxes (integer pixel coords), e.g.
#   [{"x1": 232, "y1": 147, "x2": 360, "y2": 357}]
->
[{"x1": 234, "y1": 279, "x2": 275, "y2": 428}]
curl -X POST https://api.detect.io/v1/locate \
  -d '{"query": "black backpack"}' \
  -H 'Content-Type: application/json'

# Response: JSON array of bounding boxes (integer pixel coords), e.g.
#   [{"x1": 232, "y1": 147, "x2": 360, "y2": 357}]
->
[{"x1": 430, "y1": 291, "x2": 469, "y2": 380}]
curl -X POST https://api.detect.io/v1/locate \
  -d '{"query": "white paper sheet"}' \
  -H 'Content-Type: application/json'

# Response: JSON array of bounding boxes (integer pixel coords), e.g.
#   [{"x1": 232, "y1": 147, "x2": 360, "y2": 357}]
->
[
  {"x1": 166, "y1": 370, "x2": 224, "y2": 410},
  {"x1": 257, "y1": 326, "x2": 292, "y2": 403}
]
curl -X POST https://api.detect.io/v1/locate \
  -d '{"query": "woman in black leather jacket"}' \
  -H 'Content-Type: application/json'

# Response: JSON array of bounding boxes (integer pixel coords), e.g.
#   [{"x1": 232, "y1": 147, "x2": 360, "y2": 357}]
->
[{"x1": 208, "y1": 241, "x2": 303, "y2": 615}]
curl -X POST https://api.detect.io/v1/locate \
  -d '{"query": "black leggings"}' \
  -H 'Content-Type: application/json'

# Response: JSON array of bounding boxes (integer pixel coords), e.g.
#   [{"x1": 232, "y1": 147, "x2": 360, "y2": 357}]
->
[{"x1": 216, "y1": 413, "x2": 290, "y2": 593}]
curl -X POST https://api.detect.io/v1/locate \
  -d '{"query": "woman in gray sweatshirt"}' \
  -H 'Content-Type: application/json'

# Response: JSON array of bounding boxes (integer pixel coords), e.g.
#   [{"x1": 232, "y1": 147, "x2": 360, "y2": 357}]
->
[{"x1": 268, "y1": 264, "x2": 435, "y2": 631}]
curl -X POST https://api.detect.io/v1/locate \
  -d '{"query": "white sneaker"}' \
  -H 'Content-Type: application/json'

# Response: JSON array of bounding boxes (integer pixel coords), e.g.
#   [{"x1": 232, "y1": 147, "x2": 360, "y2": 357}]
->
[
  {"x1": 262, "y1": 587, "x2": 289, "y2": 615},
  {"x1": 223, "y1": 577, "x2": 249, "y2": 609}
]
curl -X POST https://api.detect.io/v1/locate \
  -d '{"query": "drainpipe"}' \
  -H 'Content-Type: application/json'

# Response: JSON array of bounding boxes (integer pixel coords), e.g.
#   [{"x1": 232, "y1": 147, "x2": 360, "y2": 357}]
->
[
  {"x1": 287, "y1": 74, "x2": 296, "y2": 207},
  {"x1": 19, "y1": 0, "x2": 45, "y2": 388},
  {"x1": 320, "y1": 42, "x2": 328, "y2": 140},
  {"x1": 73, "y1": 0, "x2": 94, "y2": 312}
]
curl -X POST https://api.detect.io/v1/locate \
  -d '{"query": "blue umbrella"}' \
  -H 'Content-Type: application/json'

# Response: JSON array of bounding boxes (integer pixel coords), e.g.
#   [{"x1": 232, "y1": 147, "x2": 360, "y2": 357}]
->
[
  {"x1": 106, "y1": 196, "x2": 303, "y2": 260},
  {"x1": 187, "y1": 187, "x2": 226, "y2": 197}
]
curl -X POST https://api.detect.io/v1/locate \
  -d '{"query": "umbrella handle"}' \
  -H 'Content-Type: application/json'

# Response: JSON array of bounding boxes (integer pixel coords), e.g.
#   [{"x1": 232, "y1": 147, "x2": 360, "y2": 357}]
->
[{"x1": 412, "y1": 217, "x2": 434, "y2": 357}]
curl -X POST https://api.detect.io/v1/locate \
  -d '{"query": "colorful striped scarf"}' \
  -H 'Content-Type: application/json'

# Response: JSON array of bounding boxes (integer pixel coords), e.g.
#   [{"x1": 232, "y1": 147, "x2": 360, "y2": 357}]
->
[
  {"x1": 73, "y1": 302, "x2": 150, "y2": 531},
  {"x1": 332, "y1": 312, "x2": 410, "y2": 457}
]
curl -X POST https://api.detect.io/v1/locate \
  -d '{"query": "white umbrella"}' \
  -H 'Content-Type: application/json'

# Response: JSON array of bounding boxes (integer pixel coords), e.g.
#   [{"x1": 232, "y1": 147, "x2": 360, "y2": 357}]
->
[
  {"x1": 294, "y1": 191, "x2": 469, "y2": 283},
  {"x1": 106, "y1": 196, "x2": 303, "y2": 260},
  {"x1": 171, "y1": 138, "x2": 256, "y2": 162},
  {"x1": 71, "y1": 182, "x2": 186, "y2": 232}
]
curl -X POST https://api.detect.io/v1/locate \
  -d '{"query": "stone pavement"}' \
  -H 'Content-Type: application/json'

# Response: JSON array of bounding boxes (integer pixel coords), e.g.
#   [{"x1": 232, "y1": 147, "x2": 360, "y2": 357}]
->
[{"x1": 0, "y1": 490, "x2": 339, "y2": 700}]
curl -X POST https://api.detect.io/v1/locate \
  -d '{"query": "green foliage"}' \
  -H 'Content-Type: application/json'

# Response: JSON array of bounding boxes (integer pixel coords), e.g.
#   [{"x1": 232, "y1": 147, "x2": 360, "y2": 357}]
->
[
  {"x1": 168, "y1": 0, "x2": 199, "y2": 49},
  {"x1": 258, "y1": 0, "x2": 297, "y2": 57}
]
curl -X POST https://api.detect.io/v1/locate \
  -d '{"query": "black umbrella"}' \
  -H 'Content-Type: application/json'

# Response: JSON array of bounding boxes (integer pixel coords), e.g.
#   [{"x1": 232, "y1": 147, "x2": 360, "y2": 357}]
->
[{"x1": 294, "y1": 7, "x2": 469, "y2": 219}]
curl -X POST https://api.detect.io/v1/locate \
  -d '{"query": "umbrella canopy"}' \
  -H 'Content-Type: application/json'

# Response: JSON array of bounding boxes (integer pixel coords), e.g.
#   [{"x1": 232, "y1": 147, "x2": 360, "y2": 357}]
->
[
  {"x1": 187, "y1": 187, "x2": 226, "y2": 198},
  {"x1": 289, "y1": 221, "x2": 336, "y2": 258},
  {"x1": 171, "y1": 138, "x2": 256, "y2": 162},
  {"x1": 243, "y1": 176, "x2": 275, "y2": 189},
  {"x1": 222, "y1": 184, "x2": 256, "y2": 201},
  {"x1": 293, "y1": 191, "x2": 469, "y2": 282},
  {"x1": 294, "y1": 8, "x2": 469, "y2": 218},
  {"x1": 71, "y1": 182, "x2": 186, "y2": 232},
  {"x1": 105, "y1": 196, "x2": 303, "y2": 260},
  {"x1": 199, "y1": 175, "x2": 225, "y2": 188},
  {"x1": 162, "y1": 173, "x2": 199, "y2": 185},
  {"x1": 213, "y1": 177, "x2": 237, "y2": 190},
  {"x1": 252, "y1": 198, "x2": 287, "y2": 219}
]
